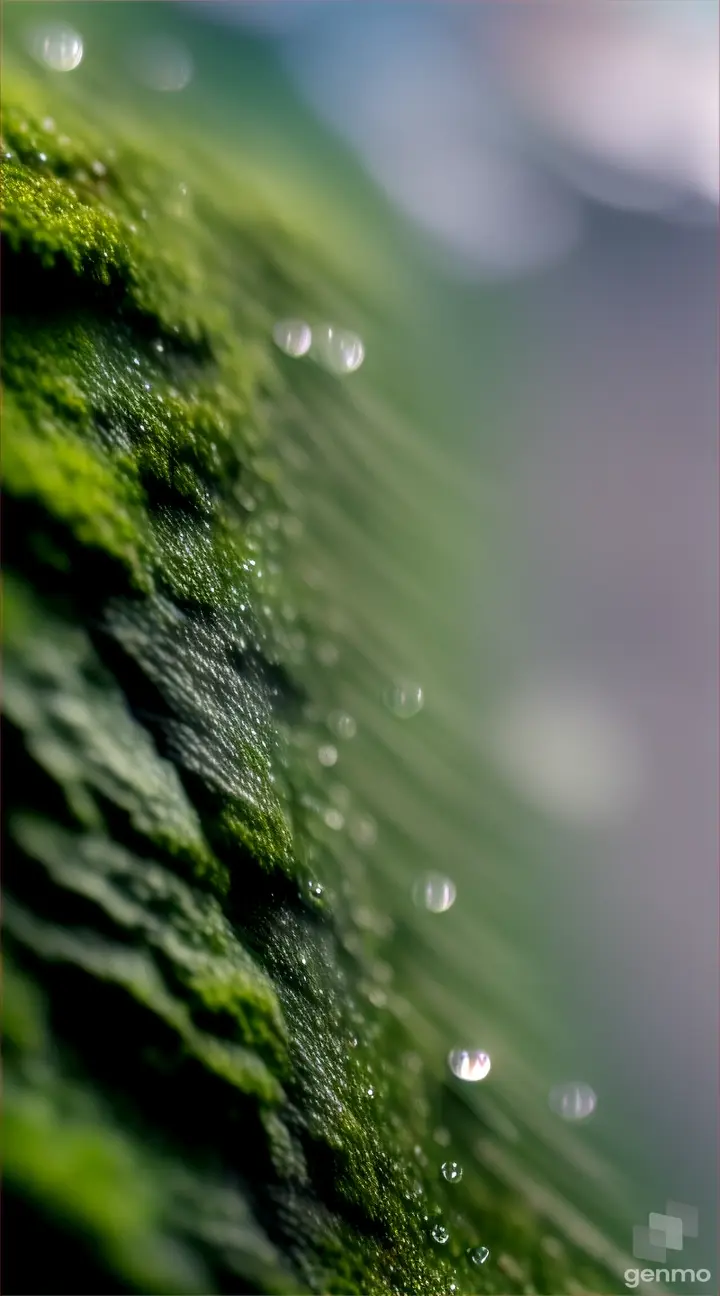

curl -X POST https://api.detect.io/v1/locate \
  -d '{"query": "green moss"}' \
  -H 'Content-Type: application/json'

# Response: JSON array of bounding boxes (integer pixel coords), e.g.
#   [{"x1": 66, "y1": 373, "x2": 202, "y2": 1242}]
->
[{"x1": 2, "y1": 39, "x2": 621, "y2": 1296}]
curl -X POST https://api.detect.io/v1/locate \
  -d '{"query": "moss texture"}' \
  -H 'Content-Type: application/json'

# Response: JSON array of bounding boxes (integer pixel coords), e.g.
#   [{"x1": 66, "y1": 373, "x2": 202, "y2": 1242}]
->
[{"x1": 2, "y1": 45, "x2": 620, "y2": 1296}]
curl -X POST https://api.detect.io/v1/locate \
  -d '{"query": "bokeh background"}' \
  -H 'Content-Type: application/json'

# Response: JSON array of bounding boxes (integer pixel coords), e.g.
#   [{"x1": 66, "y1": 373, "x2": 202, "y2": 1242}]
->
[{"x1": 6, "y1": 1, "x2": 718, "y2": 1288}]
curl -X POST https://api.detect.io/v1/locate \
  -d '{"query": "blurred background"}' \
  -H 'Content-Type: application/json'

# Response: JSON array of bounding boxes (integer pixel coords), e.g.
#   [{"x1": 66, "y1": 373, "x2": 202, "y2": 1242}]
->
[{"x1": 7, "y1": 0, "x2": 718, "y2": 1288}]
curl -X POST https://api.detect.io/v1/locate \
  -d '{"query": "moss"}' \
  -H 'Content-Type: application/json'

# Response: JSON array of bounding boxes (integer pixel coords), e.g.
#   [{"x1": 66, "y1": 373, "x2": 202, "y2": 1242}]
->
[{"x1": 2, "y1": 38, "x2": 621, "y2": 1296}]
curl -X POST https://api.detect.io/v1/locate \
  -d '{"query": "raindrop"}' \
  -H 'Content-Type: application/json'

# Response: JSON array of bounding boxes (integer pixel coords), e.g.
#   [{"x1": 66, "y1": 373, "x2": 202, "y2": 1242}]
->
[
  {"x1": 132, "y1": 37, "x2": 193, "y2": 92},
  {"x1": 441, "y1": 1161, "x2": 463, "y2": 1184},
  {"x1": 272, "y1": 318, "x2": 312, "y2": 357},
  {"x1": 468, "y1": 1246, "x2": 490, "y2": 1267},
  {"x1": 548, "y1": 1082, "x2": 597, "y2": 1121},
  {"x1": 412, "y1": 872, "x2": 456, "y2": 914},
  {"x1": 385, "y1": 681, "x2": 424, "y2": 718},
  {"x1": 318, "y1": 744, "x2": 338, "y2": 768},
  {"x1": 349, "y1": 814, "x2": 377, "y2": 849},
  {"x1": 447, "y1": 1049, "x2": 492, "y2": 1082},
  {"x1": 431, "y1": 1224, "x2": 450, "y2": 1245},
  {"x1": 313, "y1": 324, "x2": 365, "y2": 375},
  {"x1": 328, "y1": 711, "x2": 357, "y2": 740},
  {"x1": 32, "y1": 25, "x2": 84, "y2": 72}
]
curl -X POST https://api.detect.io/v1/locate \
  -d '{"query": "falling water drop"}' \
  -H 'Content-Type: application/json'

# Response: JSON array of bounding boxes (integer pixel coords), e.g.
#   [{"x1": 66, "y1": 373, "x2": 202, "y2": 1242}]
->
[
  {"x1": 313, "y1": 324, "x2": 365, "y2": 375},
  {"x1": 385, "y1": 681, "x2": 424, "y2": 718},
  {"x1": 412, "y1": 873, "x2": 456, "y2": 914},
  {"x1": 32, "y1": 25, "x2": 84, "y2": 71},
  {"x1": 447, "y1": 1049, "x2": 492, "y2": 1082},
  {"x1": 468, "y1": 1246, "x2": 490, "y2": 1267},
  {"x1": 548, "y1": 1082, "x2": 597, "y2": 1121},
  {"x1": 272, "y1": 319, "x2": 312, "y2": 358},
  {"x1": 441, "y1": 1161, "x2": 463, "y2": 1183}
]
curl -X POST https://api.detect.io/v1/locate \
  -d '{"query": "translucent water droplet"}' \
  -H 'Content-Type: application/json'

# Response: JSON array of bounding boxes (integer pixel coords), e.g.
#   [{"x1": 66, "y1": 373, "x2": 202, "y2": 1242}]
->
[
  {"x1": 328, "y1": 711, "x2": 357, "y2": 740},
  {"x1": 152, "y1": 339, "x2": 165, "y2": 354},
  {"x1": 133, "y1": 37, "x2": 193, "y2": 91},
  {"x1": 367, "y1": 1086, "x2": 374, "y2": 1098},
  {"x1": 42, "y1": 117, "x2": 56, "y2": 132},
  {"x1": 441, "y1": 1161, "x2": 463, "y2": 1183},
  {"x1": 273, "y1": 318, "x2": 312, "y2": 357},
  {"x1": 349, "y1": 814, "x2": 377, "y2": 849},
  {"x1": 91, "y1": 159, "x2": 107, "y2": 177},
  {"x1": 433, "y1": 1126, "x2": 451, "y2": 1147},
  {"x1": 313, "y1": 324, "x2": 365, "y2": 375},
  {"x1": 308, "y1": 881, "x2": 324, "y2": 900},
  {"x1": 431, "y1": 1224, "x2": 450, "y2": 1245},
  {"x1": 32, "y1": 25, "x2": 84, "y2": 72},
  {"x1": 412, "y1": 873, "x2": 456, "y2": 914},
  {"x1": 37, "y1": 152, "x2": 47, "y2": 163},
  {"x1": 548, "y1": 1082, "x2": 597, "y2": 1121},
  {"x1": 385, "y1": 681, "x2": 424, "y2": 718},
  {"x1": 468, "y1": 1246, "x2": 490, "y2": 1267},
  {"x1": 447, "y1": 1049, "x2": 492, "y2": 1082},
  {"x1": 323, "y1": 808, "x2": 344, "y2": 831},
  {"x1": 318, "y1": 744, "x2": 338, "y2": 768}
]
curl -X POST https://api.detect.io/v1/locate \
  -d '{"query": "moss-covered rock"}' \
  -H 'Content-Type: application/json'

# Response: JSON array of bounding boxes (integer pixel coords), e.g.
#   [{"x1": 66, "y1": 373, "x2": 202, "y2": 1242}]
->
[{"x1": 2, "y1": 30, "x2": 621, "y2": 1296}]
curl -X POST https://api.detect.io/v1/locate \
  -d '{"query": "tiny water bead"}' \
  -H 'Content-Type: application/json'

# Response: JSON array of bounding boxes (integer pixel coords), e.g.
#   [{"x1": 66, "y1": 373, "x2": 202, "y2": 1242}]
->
[
  {"x1": 431, "y1": 1224, "x2": 450, "y2": 1245},
  {"x1": 32, "y1": 24, "x2": 84, "y2": 71},
  {"x1": 308, "y1": 881, "x2": 324, "y2": 901},
  {"x1": 412, "y1": 872, "x2": 456, "y2": 914},
  {"x1": 318, "y1": 744, "x2": 338, "y2": 768},
  {"x1": 132, "y1": 37, "x2": 194, "y2": 91},
  {"x1": 468, "y1": 1246, "x2": 490, "y2": 1267},
  {"x1": 328, "y1": 711, "x2": 357, "y2": 740},
  {"x1": 548, "y1": 1082, "x2": 597, "y2": 1121},
  {"x1": 447, "y1": 1049, "x2": 492, "y2": 1082},
  {"x1": 441, "y1": 1161, "x2": 463, "y2": 1183},
  {"x1": 385, "y1": 681, "x2": 424, "y2": 718},
  {"x1": 272, "y1": 319, "x2": 312, "y2": 357},
  {"x1": 313, "y1": 324, "x2": 365, "y2": 375}
]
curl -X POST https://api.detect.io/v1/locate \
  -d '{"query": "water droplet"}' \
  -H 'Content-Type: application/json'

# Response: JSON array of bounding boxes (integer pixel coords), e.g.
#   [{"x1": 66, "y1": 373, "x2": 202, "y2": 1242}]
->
[
  {"x1": 37, "y1": 152, "x2": 47, "y2": 163},
  {"x1": 431, "y1": 1224, "x2": 450, "y2": 1245},
  {"x1": 385, "y1": 681, "x2": 424, "y2": 718},
  {"x1": 328, "y1": 711, "x2": 357, "y2": 740},
  {"x1": 32, "y1": 25, "x2": 84, "y2": 72},
  {"x1": 318, "y1": 744, "x2": 338, "y2": 768},
  {"x1": 349, "y1": 814, "x2": 377, "y2": 849},
  {"x1": 152, "y1": 339, "x2": 165, "y2": 354},
  {"x1": 91, "y1": 159, "x2": 106, "y2": 177},
  {"x1": 548, "y1": 1082, "x2": 596, "y2": 1121},
  {"x1": 367, "y1": 1086, "x2": 374, "y2": 1098},
  {"x1": 468, "y1": 1246, "x2": 490, "y2": 1267},
  {"x1": 447, "y1": 1049, "x2": 492, "y2": 1082},
  {"x1": 42, "y1": 117, "x2": 55, "y2": 132},
  {"x1": 132, "y1": 37, "x2": 193, "y2": 91},
  {"x1": 323, "y1": 808, "x2": 344, "y2": 831},
  {"x1": 316, "y1": 641, "x2": 339, "y2": 667},
  {"x1": 273, "y1": 318, "x2": 312, "y2": 358},
  {"x1": 313, "y1": 324, "x2": 365, "y2": 375},
  {"x1": 412, "y1": 872, "x2": 456, "y2": 914},
  {"x1": 349, "y1": 1036, "x2": 358, "y2": 1048},
  {"x1": 433, "y1": 1126, "x2": 451, "y2": 1147},
  {"x1": 308, "y1": 881, "x2": 324, "y2": 900},
  {"x1": 441, "y1": 1161, "x2": 463, "y2": 1183}
]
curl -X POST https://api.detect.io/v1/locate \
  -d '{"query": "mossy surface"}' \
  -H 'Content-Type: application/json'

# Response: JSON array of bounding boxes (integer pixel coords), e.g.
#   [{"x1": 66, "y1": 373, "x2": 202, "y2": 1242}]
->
[{"x1": 2, "y1": 26, "x2": 622, "y2": 1296}]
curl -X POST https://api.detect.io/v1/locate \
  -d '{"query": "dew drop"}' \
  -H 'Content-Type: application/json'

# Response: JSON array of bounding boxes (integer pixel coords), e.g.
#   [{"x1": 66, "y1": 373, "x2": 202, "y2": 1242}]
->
[
  {"x1": 412, "y1": 872, "x2": 456, "y2": 914},
  {"x1": 42, "y1": 117, "x2": 56, "y2": 132},
  {"x1": 349, "y1": 814, "x2": 377, "y2": 849},
  {"x1": 318, "y1": 744, "x2": 338, "y2": 768},
  {"x1": 37, "y1": 152, "x2": 47, "y2": 163},
  {"x1": 468, "y1": 1245, "x2": 490, "y2": 1267},
  {"x1": 91, "y1": 159, "x2": 107, "y2": 177},
  {"x1": 273, "y1": 318, "x2": 312, "y2": 358},
  {"x1": 447, "y1": 1049, "x2": 492, "y2": 1082},
  {"x1": 548, "y1": 1082, "x2": 596, "y2": 1121},
  {"x1": 308, "y1": 881, "x2": 324, "y2": 900},
  {"x1": 441, "y1": 1161, "x2": 463, "y2": 1183},
  {"x1": 323, "y1": 808, "x2": 344, "y2": 831},
  {"x1": 431, "y1": 1223, "x2": 450, "y2": 1245},
  {"x1": 32, "y1": 25, "x2": 84, "y2": 72},
  {"x1": 328, "y1": 711, "x2": 357, "y2": 740},
  {"x1": 385, "y1": 681, "x2": 424, "y2": 718},
  {"x1": 152, "y1": 339, "x2": 165, "y2": 354},
  {"x1": 132, "y1": 37, "x2": 193, "y2": 91},
  {"x1": 367, "y1": 1086, "x2": 374, "y2": 1098},
  {"x1": 313, "y1": 324, "x2": 365, "y2": 375}
]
